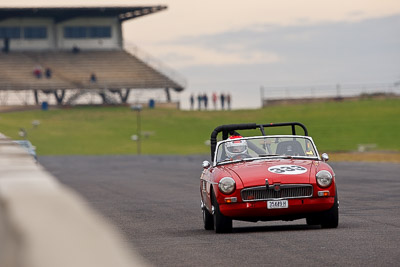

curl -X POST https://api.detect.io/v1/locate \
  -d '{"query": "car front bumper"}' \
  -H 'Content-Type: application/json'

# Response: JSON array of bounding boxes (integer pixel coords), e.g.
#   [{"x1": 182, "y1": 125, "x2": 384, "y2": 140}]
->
[{"x1": 219, "y1": 197, "x2": 335, "y2": 220}]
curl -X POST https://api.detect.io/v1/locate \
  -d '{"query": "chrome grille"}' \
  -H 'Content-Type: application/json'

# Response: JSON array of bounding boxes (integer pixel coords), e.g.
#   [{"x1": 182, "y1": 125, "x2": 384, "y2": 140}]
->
[{"x1": 241, "y1": 184, "x2": 313, "y2": 202}]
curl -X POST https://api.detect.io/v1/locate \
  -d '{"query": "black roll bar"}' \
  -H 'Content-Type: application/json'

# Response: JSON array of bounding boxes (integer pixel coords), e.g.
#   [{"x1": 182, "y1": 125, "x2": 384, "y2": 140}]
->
[{"x1": 210, "y1": 122, "x2": 308, "y2": 160}]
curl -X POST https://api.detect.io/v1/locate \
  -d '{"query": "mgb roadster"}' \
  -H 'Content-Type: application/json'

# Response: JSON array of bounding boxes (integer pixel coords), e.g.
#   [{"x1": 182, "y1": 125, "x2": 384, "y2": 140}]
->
[{"x1": 200, "y1": 122, "x2": 338, "y2": 233}]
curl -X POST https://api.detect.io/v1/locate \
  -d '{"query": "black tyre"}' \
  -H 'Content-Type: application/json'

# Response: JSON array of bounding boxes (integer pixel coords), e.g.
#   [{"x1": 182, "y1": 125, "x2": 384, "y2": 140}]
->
[
  {"x1": 203, "y1": 206, "x2": 214, "y2": 230},
  {"x1": 306, "y1": 215, "x2": 321, "y2": 226},
  {"x1": 212, "y1": 192, "x2": 232, "y2": 233},
  {"x1": 320, "y1": 194, "x2": 339, "y2": 229}
]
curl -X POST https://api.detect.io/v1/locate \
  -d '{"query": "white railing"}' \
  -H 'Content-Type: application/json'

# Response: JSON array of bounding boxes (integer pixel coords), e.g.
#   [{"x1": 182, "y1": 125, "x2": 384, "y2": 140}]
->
[
  {"x1": 123, "y1": 41, "x2": 187, "y2": 89},
  {"x1": 261, "y1": 82, "x2": 399, "y2": 100}
]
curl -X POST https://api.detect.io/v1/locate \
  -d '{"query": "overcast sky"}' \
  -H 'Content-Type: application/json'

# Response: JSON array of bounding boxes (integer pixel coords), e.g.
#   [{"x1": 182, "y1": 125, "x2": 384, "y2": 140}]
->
[{"x1": 3, "y1": 0, "x2": 400, "y2": 108}]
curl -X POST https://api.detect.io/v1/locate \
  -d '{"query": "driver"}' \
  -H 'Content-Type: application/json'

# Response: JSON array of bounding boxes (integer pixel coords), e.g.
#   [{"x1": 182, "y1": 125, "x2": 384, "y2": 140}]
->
[{"x1": 225, "y1": 135, "x2": 248, "y2": 159}]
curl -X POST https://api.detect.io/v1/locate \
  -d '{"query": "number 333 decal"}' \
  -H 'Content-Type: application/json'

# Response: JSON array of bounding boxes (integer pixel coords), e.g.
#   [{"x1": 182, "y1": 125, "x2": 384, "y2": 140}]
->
[{"x1": 268, "y1": 165, "x2": 307, "y2": 174}]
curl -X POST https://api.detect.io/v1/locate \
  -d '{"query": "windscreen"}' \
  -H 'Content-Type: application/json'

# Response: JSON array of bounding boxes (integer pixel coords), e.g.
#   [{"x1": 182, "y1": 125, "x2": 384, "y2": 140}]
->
[{"x1": 215, "y1": 136, "x2": 318, "y2": 164}]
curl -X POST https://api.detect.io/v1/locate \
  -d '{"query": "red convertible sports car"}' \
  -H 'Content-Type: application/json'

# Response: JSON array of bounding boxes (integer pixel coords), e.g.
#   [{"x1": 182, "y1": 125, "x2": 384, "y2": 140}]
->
[{"x1": 200, "y1": 122, "x2": 339, "y2": 233}]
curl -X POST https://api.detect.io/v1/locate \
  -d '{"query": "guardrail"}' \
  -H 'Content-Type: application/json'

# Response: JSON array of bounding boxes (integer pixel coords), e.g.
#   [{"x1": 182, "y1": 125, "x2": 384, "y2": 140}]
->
[
  {"x1": 261, "y1": 82, "x2": 399, "y2": 100},
  {"x1": 0, "y1": 133, "x2": 148, "y2": 267}
]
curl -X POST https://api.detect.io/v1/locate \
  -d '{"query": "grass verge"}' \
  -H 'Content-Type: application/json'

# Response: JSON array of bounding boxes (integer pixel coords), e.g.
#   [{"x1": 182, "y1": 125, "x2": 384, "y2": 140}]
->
[{"x1": 0, "y1": 98, "x2": 399, "y2": 161}]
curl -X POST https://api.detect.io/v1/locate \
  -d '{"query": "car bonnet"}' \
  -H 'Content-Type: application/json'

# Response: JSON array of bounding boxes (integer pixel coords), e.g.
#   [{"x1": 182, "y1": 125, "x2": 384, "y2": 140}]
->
[{"x1": 224, "y1": 158, "x2": 314, "y2": 187}]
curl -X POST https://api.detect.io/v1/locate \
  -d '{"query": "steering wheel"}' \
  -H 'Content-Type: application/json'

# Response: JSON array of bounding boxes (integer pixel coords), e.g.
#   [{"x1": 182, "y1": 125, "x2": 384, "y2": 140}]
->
[{"x1": 232, "y1": 153, "x2": 252, "y2": 160}]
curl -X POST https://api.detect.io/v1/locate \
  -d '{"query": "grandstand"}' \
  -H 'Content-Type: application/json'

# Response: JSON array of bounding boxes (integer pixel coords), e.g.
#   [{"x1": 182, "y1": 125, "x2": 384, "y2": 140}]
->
[{"x1": 0, "y1": 6, "x2": 185, "y2": 106}]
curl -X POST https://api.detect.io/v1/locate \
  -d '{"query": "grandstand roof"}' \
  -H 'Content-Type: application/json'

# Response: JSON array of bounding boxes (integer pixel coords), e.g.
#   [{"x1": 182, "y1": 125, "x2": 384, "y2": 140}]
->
[{"x1": 0, "y1": 6, "x2": 167, "y2": 22}]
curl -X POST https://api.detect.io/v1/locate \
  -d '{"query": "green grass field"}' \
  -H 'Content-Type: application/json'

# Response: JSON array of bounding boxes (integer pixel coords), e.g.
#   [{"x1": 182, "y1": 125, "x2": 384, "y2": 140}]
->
[{"x1": 0, "y1": 98, "x2": 399, "y2": 156}]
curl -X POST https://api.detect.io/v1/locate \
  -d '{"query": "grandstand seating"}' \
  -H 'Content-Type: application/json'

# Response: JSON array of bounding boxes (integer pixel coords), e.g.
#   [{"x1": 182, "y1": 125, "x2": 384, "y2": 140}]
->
[{"x1": 0, "y1": 50, "x2": 182, "y2": 91}]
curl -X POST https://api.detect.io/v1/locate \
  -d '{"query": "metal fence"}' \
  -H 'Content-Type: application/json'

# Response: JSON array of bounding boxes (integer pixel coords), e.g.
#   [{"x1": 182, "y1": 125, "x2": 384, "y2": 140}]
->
[{"x1": 261, "y1": 82, "x2": 399, "y2": 100}]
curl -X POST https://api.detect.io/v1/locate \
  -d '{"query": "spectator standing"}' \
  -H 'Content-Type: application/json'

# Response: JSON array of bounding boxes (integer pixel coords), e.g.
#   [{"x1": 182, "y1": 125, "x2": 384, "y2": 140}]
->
[
  {"x1": 3, "y1": 37, "x2": 9, "y2": 53},
  {"x1": 212, "y1": 92, "x2": 217, "y2": 110},
  {"x1": 90, "y1": 73, "x2": 97, "y2": 83},
  {"x1": 227, "y1": 93, "x2": 231, "y2": 110},
  {"x1": 203, "y1": 93, "x2": 208, "y2": 110},
  {"x1": 220, "y1": 93, "x2": 225, "y2": 110},
  {"x1": 72, "y1": 45, "x2": 80, "y2": 54},
  {"x1": 33, "y1": 65, "x2": 42, "y2": 79},
  {"x1": 197, "y1": 93, "x2": 202, "y2": 110},
  {"x1": 190, "y1": 94, "x2": 194, "y2": 110},
  {"x1": 45, "y1": 67, "x2": 52, "y2": 79}
]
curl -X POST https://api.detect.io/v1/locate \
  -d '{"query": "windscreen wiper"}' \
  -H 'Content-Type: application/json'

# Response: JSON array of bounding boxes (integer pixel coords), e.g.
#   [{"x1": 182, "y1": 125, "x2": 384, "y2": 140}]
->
[
  {"x1": 258, "y1": 154, "x2": 293, "y2": 159},
  {"x1": 217, "y1": 157, "x2": 255, "y2": 165}
]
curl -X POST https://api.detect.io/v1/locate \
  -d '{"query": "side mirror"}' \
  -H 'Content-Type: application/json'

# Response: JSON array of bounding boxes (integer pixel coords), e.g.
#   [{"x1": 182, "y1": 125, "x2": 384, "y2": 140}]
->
[
  {"x1": 321, "y1": 153, "x2": 329, "y2": 162},
  {"x1": 202, "y1": 161, "x2": 211, "y2": 169}
]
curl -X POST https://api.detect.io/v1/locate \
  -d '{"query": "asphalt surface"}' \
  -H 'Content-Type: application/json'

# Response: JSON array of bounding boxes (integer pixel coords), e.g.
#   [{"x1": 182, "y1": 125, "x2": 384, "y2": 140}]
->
[{"x1": 40, "y1": 155, "x2": 400, "y2": 266}]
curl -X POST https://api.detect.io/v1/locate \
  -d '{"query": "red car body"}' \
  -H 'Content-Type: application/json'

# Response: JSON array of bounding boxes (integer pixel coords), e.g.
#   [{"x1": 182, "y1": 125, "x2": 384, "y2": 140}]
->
[{"x1": 200, "y1": 122, "x2": 339, "y2": 233}]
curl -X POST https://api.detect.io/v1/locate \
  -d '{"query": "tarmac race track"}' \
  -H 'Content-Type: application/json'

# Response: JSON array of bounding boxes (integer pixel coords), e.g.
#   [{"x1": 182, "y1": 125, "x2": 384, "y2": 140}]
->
[{"x1": 40, "y1": 155, "x2": 400, "y2": 266}]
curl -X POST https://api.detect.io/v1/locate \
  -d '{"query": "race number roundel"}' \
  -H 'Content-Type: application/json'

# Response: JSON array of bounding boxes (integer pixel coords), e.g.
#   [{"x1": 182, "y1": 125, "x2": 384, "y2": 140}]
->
[{"x1": 268, "y1": 165, "x2": 307, "y2": 175}]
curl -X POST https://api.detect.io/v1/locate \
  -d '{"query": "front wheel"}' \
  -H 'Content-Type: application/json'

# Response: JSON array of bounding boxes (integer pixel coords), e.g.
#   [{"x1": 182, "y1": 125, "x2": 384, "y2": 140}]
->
[
  {"x1": 212, "y1": 192, "x2": 232, "y2": 233},
  {"x1": 306, "y1": 216, "x2": 321, "y2": 226},
  {"x1": 203, "y1": 207, "x2": 214, "y2": 230},
  {"x1": 320, "y1": 194, "x2": 339, "y2": 228}
]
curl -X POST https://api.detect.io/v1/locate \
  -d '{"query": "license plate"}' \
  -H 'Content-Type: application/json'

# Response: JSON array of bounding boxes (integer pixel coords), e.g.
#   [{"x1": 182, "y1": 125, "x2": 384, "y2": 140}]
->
[{"x1": 267, "y1": 200, "x2": 288, "y2": 209}]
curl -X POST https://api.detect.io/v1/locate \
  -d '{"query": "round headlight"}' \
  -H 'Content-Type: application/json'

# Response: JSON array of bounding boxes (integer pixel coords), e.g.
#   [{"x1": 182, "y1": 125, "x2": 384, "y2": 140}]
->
[
  {"x1": 218, "y1": 177, "x2": 236, "y2": 195},
  {"x1": 316, "y1": 170, "x2": 333, "y2": 188}
]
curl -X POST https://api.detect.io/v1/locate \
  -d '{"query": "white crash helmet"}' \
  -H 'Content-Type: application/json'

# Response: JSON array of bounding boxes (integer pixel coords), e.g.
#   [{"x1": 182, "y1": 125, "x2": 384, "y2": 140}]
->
[{"x1": 225, "y1": 135, "x2": 248, "y2": 158}]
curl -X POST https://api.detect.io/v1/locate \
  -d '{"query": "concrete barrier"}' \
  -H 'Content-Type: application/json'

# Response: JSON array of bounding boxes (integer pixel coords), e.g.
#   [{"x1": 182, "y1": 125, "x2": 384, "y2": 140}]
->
[{"x1": 0, "y1": 134, "x2": 148, "y2": 267}]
